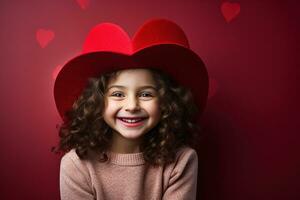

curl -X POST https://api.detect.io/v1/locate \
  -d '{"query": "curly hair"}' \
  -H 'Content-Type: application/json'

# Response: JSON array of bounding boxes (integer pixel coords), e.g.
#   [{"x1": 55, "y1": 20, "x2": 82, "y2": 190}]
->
[{"x1": 51, "y1": 67, "x2": 202, "y2": 166}]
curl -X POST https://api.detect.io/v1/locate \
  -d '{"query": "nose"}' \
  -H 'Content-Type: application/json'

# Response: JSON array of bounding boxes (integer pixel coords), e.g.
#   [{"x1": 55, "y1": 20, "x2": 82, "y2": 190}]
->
[{"x1": 124, "y1": 95, "x2": 141, "y2": 112}]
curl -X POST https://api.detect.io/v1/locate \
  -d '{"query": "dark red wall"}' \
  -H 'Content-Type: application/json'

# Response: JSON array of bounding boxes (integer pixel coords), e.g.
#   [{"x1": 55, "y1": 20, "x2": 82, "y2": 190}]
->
[{"x1": 0, "y1": 0, "x2": 299, "y2": 199}]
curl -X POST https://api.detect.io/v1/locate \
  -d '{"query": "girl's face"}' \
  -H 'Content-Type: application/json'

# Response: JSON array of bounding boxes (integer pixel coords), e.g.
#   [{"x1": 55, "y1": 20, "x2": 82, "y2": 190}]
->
[{"x1": 103, "y1": 68, "x2": 161, "y2": 152}]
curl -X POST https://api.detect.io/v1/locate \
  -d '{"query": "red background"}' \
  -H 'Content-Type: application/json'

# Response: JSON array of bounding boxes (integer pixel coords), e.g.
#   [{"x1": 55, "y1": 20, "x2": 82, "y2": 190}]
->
[{"x1": 0, "y1": 0, "x2": 299, "y2": 199}]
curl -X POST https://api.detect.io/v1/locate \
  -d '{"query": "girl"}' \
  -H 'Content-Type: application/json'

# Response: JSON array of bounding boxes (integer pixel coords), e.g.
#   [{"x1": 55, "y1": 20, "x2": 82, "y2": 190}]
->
[{"x1": 52, "y1": 19, "x2": 209, "y2": 200}]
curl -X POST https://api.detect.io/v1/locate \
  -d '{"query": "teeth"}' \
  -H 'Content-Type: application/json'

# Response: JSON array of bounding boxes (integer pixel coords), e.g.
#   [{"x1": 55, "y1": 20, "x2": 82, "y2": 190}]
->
[
  {"x1": 120, "y1": 118, "x2": 144, "y2": 123},
  {"x1": 123, "y1": 119, "x2": 139, "y2": 123}
]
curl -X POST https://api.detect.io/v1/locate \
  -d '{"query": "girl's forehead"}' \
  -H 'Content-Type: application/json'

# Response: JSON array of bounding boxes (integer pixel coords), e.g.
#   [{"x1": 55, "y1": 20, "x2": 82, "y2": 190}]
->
[{"x1": 108, "y1": 68, "x2": 156, "y2": 85}]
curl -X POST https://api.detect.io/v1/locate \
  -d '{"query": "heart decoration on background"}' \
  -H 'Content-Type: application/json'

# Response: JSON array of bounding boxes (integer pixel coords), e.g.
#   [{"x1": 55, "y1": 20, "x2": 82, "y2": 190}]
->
[
  {"x1": 221, "y1": 1, "x2": 241, "y2": 23},
  {"x1": 76, "y1": 0, "x2": 90, "y2": 10},
  {"x1": 208, "y1": 78, "x2": 219, "y2": 99},
  {"x1": 36, "y1": 29, "x2": 55, "y2": 48}
]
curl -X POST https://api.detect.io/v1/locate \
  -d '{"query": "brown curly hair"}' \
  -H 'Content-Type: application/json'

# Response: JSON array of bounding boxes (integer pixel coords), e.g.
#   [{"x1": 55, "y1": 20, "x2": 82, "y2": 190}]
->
[{"x1": 51, "y1": 67, "x2": 202, "y2": 166}]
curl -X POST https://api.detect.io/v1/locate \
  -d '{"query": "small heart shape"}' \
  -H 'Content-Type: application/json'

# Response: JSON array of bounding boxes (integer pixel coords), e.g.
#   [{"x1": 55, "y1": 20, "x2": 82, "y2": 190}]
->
[
  {"x1": 52, "y1": 64, "x2": 63, "y2": 80},
  {"x1": 208, "y1": 78, "x2": 219, "y2": 99},
  {"x1": 221, "y1": 2, "x2": 241, "y2": 23},
  {"x1": 36, "y1": 29, "x2": 55, "y2": 48},
  {"x1": 76, "y1": 0, "x2": 90, "y2": 10}
]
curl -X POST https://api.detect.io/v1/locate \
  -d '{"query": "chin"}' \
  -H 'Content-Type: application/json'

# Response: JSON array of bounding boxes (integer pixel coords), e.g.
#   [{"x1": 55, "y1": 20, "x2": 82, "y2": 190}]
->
[{"x1": 118, "y1": 130, "x2": 145, "y2": 140}]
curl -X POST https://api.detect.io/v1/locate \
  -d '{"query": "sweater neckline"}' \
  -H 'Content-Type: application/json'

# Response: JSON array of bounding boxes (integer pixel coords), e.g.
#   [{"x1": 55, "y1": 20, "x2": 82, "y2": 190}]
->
[{"x1": 106, "y1": 151, "x2": 145, "y2": 166}]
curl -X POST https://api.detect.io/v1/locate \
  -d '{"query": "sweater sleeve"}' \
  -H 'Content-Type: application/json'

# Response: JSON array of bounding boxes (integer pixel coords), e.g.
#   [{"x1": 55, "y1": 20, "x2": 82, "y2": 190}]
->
[
  {"x1": 59, "y1": 151, "x2": 95, "y2": 200},
  {"x1": 162, "y1": 148, "x2": 198, "y2": 200}
]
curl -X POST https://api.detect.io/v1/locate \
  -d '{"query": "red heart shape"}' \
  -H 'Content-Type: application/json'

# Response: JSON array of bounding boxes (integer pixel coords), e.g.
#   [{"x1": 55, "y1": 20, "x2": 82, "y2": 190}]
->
[
  {"x1": 221, "y1": 2, "x2": 241, "y2": 23},
  {"x1": 36, "y1": 29, "x2": 55, "y2": 48},
  {"x1": 76, "y1": 0, "x2": 90, "y2": 10}
]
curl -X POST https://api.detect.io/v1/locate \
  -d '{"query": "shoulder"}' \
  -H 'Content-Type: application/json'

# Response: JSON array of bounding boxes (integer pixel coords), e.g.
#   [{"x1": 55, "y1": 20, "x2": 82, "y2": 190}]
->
[
  {"x1": 165, "y1": 146, "x2": 198, "y2": 174},
  {"x1": 175, "y1": 145, "x2": 198, "y2": 163},
  {"x1": 60, "y1": 149, "x2": 94, "y2": 192},
  {"x1": 163, "y1": 146, "x2": 198, "y2": 183},
  {"x1": 60, "y1": 149, "x2": 91, "y2": 174},
  {"x1": 61, "y1": 149, "x2": 80, "y2": 165},
  {"x1": 161, "y1": 146, "x2": 198, "y2": 199}
]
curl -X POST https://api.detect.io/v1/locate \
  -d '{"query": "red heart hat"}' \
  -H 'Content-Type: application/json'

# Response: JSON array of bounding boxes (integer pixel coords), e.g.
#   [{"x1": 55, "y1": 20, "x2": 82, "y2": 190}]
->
[{"x1": 54, "y1": 18, "x2": 209, "y2": 122}]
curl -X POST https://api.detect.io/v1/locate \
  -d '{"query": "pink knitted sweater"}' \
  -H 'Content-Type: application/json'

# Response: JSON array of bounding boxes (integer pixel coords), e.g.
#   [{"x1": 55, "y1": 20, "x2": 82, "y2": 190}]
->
[{"x1": 60, "y1": 146, "x2": 198, "y2": 200}]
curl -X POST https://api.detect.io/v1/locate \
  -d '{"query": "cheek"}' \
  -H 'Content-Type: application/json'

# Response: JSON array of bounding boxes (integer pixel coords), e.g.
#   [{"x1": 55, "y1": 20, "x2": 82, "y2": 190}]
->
[
  {"x1": 145, "y1": 102, "x2": 161, "y2": 119},
  {"x1": 103, "y1": 101, "x2": 119, "y2": 118}
]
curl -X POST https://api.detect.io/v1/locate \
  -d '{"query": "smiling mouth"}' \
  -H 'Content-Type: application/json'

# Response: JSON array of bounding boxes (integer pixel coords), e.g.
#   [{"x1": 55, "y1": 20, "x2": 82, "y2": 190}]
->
[
  {"x1": 117, "y1": 117, "x2": 148, "y2": 128},
  {"x1": 117, "y1": 117, "x2": 147, "y2": 123}
]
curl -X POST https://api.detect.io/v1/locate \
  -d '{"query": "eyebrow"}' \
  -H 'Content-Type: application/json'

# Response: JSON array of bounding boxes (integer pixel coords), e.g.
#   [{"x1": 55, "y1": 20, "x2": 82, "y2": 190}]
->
[{"x1": 107, "y1": 85, "x2": 158, "y2": 91}]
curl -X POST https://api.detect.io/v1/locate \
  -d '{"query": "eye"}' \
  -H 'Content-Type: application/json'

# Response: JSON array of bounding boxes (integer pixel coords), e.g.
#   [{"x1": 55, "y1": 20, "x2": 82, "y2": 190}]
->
[
  {"x1": 111, "y1": 92, "x2": 124, "y2": 97},
  {"x1": 140, "y1": 92, "x2": 153, "y2": 97}
]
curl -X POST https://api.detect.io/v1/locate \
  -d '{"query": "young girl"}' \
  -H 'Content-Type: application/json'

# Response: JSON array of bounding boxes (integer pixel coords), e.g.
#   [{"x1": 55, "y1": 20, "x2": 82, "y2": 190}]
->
[{"x1": 52, "y1": 19, "x2": 209, "y2": 200}]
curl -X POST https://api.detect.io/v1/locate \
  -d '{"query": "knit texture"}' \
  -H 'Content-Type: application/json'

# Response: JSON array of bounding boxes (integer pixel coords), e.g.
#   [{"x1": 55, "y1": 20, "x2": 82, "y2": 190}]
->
[{"x1": 60, "y1": 146, "x2": 198, "y2": 200}]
